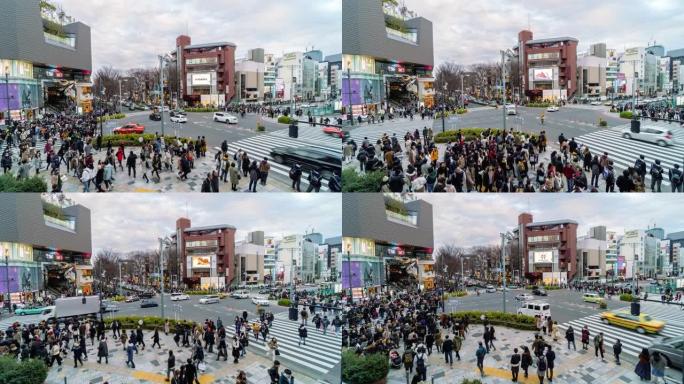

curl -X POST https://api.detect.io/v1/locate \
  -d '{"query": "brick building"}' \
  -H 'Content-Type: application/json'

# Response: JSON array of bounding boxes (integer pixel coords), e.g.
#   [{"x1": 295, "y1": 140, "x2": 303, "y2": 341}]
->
[
  {"x1": 174, "y1": 35, "x2": 236, "y2": 107},
  {"x1": 513, "y1": 213, "x2": 578, "y2": 285},
  {"x1": 515, "y1": 30, "x2": 578, "y2": 102},
  {"x1": 174, "y1": 218, "x2": 236, "y2": 288}
]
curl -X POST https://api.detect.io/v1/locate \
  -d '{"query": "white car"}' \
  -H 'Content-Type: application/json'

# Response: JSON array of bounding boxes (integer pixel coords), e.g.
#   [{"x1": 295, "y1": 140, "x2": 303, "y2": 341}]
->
[
  {"x1": 621, "y1": 125, "x2": 674, "y2": 147},
  {"x1": 231, "y1": 291, "x2": 250, "y2": 299},
  {"x1": 505, "y1": 104, "x2": 517, "y2": 115},
  {"x1": 198, "y1": 295, "x2": 220, "y2": 304},
  {"x1": 170, "y1": 293, "x2": 190, "y2": 301},
  {"x1": 170, "y1": 115, "x2": 187, "y2": 123},
  {"x1": 213, "y1": 112, "x2": 238, "y2": 124},
  {"x1": 485, "y1": 285, "x2": 497, "y2": 293},
  {"x1": 590, "y1": 101, "x2": 601, "y2": 106},
  {"x1": 515, "y1": 293, "x2": 534, "y2": 301},
  {"x1": 251, "y1": 297, "x2": 270, "y2": 306},
  {"x1": 547, "y1": 105, "x2": 559, "y2": 112}
]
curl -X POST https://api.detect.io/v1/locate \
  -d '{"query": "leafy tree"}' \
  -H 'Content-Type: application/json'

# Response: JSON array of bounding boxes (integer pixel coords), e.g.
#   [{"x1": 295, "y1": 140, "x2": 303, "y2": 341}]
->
[{"x1": 0, "y1": 357, "x2": 48, "y2": 384}]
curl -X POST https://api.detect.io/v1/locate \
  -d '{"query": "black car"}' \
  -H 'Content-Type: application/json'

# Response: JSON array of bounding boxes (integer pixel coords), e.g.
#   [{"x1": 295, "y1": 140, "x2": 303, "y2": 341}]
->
[
  {"x1": 270, "y1": 147, "x2": 341, "y2": 179},
  {"x1": 149, "y1": 112, "x2": 161, "y2": 121},
  {"x1": 139, "y1": 291, "x2": 155, "y2": 299},
  {"x1": 140, "y1": 300, "x2": 158, "y2": 308},
  {"x1": 532, "y1": 288, "x2": 548, "y2": 296}
]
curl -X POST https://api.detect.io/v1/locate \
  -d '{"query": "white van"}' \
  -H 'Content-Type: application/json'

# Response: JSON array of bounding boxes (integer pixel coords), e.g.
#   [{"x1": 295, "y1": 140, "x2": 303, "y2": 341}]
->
[
  {"x1": 506, "y1": 104, "x2": 517, "y2": 115},
  {"x1": 517, "y1": 301, "x2": 551, "y2": 318},
  {"x1": 213, "y1": 112, "x2": 238, "y2": 124},
  {"x1": 198, "y1": 295, "x2": 219, "y2": 304}
]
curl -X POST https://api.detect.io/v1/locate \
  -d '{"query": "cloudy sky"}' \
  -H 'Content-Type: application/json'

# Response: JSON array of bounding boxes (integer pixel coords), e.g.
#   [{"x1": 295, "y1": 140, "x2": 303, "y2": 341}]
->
[
  {"x1": 68, "y1": 194, "x2": 341, "y2": 255},
  {"x1": 400, "y1": 0, "x2": 683, "y2": 66},
  {"x1": 415, "y1": 195, "x2": 684, "y2": 249},
  {"x1": 54, "y1": 0, "x2": 341, "y2": 71}
]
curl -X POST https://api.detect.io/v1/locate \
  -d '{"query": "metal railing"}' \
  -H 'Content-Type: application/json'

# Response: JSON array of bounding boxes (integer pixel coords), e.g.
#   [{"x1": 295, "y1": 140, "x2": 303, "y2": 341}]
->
[{"x1": 44, "y1": 32, "x2": 76, "y2": 49}]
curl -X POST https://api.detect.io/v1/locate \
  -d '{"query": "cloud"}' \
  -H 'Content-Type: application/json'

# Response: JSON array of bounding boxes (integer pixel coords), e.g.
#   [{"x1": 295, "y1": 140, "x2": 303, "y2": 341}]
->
[
  {"x1": 417, "y1": 194, "x2": 684, "y2": 249},
  {"x1": 400, "y1": 0, "x2": 684, "y2": 65},
  {"x1": 53, "y1": 0, "x2": 341, "y2": 71},
  {"x1": 67, "y1": 193, "x2": 341, "y2": 255}
]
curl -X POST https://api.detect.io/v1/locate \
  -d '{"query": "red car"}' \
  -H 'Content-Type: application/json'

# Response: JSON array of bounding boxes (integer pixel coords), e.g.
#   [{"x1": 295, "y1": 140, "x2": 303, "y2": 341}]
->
[
  {"x1": 322, "y1": 126, "x2": 349, "y2": 139},
  {"x1": 113, "y1": 123, "x2": 145, "y2": 135}
]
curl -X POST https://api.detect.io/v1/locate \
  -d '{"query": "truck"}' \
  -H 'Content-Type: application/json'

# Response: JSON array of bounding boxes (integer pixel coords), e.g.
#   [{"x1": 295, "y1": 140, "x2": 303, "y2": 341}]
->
[{"x1": 39, "y1": 295, "x2": 101, "y2": 322}]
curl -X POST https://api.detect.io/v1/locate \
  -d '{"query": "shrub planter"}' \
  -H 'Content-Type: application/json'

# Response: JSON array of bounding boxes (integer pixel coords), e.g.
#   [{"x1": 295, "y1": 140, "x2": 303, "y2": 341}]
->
[{"x1": 450, "y1": 311, "x2": 537, "y2": 331}]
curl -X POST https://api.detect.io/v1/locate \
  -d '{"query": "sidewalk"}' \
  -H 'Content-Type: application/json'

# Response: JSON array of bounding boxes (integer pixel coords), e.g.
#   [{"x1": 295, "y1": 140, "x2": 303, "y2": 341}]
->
[
  {"x1": 385, "y1": 326, "x2": 677, "y2": 384},
  {"x1": 45, "y1": 328, "x2": 324, "y2": 384}
]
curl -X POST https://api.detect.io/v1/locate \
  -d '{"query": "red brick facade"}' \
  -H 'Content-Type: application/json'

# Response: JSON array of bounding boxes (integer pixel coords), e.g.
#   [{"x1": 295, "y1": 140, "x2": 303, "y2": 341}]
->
[
  {"x1": 176, "y1": 218, "x2": 235, "y2": 287},
  {"x1": 518, "y1": 213, "x2": 578, "y2": 283}
]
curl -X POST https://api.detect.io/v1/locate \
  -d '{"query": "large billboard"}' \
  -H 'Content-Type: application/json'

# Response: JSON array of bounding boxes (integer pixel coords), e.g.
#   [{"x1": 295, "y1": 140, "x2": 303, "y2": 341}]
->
[
  {"x1": 532, "y1": 250, "x2": 554, "y2": 263},
  {"x1": 341, "y1": 260, "x2": 383, "y2": 289},
  {"x1": 0, "y1": 83, "x2": 35, "y2": 110},
  {"x1": 341, "y1": 261, "x2": 362, "y2": 289},
  {"x1": 191, "y1": 255, "x2": 212, "y2": 268},
  {"x1": 617, "y1": 256, "x2": 626, "y2": 277},
  {"x1": 341, "y1": 78, "x2": 381, "y2": 106},
  {"x1": 533, "y1": 68, "x2": 554, "y2": 81},
  {"x1": 0, "y1": 265, "x2": 42, "y2": 293},
  {"x1": 191, "y1": 73, "x2": 212, "y2": 86}
]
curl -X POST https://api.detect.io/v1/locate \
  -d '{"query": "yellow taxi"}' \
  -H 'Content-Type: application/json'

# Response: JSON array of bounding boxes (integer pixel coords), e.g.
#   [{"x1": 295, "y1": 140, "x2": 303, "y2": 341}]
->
[
  {"x1": 583, "y1": 292, "x2": 604, "y2": 304},
  {"x1": 600, "y1": 311, "x2": 665, "y2": 334},
  {"x1": 217, "y1": 292, "x2": 227, "y2": 299}
]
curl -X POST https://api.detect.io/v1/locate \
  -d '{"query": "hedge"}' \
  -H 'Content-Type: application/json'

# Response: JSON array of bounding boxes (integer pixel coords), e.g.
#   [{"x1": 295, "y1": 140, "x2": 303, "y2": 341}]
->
[
  {"x1": 97, "y1": 113, "x2": 126, "y2": 123},
  {"x1": 444, "y1": 291, "x2": 468, "y2": 299},
  {"x1": 110, "y1": 295, "x2": 126, "y2": 302},
  {"x1": 527, "y1": 102, "x2": 551, "y2": 108},
  {"x1": 185, "y1": 107, "x2": 218, "y2": 113},
  {"x1": 341, "y1": 350, "x2": 389, "y2": 384},
  {"x1": 435, "y1": 109, "x2": 467, "y2": 118},
  {"x1": 100, "y1": 133, "x2": 197, "y2": 148},
  {"x1": 0, "y1": 357, "x2": 48, "y2": 384},
  {"x1": 450, "y1": 311, "x2": 537, "y2": 330},
  {"x1": 619, "y1": 111, "x2": 634, "y2": 119},
  {"x1": 598, "y1": 118, "x2": 608, "y2": 127},
  {"x1": 103, "y1": 316, "x2": 197, "y2": 330},
  {"x1": 342, "y1": 169, "x2": 385, "y2": 193},
  {"x1": 0, "y1": 174, "x2": 48, "y2": 192},
  {"x1": 434, "y1": 128, "x2": 539, "y2": 144},
  {"x1": 277, "y1": 116, "x2": 295, "y2": 124},
  {"x1": 620, "y1": 293, "x2": 637, "y2": 302},
  {"x1": 277, "y1": 298, "x2": 292, "y2": 307}
]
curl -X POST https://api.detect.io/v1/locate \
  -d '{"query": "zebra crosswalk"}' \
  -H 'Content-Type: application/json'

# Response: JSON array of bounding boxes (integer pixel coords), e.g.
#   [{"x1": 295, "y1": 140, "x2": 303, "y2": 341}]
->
[
  {"x1": 556, "y1": 302, "x2": 684, "y2": 358},
  {"x1": 574, "y1": 126, "x2": 684, "y2": 188},
  {"x1": 224, "y1": 311, "x2": 341, "y2": 376},
  {"x1": 220, "y1": 129, "x2": 342, "y2": 192},
  {"x1": 270, "y1": 125, "x2": 342, "y2": 147}
]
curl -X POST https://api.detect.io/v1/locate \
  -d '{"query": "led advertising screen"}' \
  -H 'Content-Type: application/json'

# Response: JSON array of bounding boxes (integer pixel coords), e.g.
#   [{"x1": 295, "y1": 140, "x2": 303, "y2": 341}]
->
[
  {"x1": 0, "y1": 83, "x2": 35, "y2": 110},
  {"x1": 533, "y1": 68, "x2": 554, "y2": 81},
  {"x1": 0, "y1": 266, "x2": 42, "y2": 293},
  {"x1": 341, "y1": 78, "x2": 381, "y2": 106},
  {"x1": 617, "y1": 256, "x2": 626, "y2": 277},
  {"x1": 533, "y1": 250, "x2": 554, "y2": 263},
  {"x1": 341, "y1": 261, "x2": 362, "y2": 289},
  {"x1": 191, "y1": 73, "x2": 212, "y2": 86},
  {"x1": 191, "y1": 255, "x2": 212, "y2": 268}
]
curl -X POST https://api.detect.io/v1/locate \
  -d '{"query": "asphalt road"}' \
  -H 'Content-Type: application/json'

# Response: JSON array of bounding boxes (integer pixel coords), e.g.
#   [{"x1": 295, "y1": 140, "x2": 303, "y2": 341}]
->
[
  {"x1": 447, "y1": 288, "x2": 623, "y2": 324},
  {"x1": 433, "y1": 104, "x2": 625, "y2": 140}
]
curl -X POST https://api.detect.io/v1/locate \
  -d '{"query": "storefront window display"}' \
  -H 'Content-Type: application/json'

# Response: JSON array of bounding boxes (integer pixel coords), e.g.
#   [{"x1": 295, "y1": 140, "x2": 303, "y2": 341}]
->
[
  {"x1": 0, "y1": 242, "x2": 34, "y2": 262},
  {"x1": 342, "y1": 237, "x2": 375, "y2": 257},
  {"x1": 342, "y1": 55, "x2": 376, "y2": 74}
]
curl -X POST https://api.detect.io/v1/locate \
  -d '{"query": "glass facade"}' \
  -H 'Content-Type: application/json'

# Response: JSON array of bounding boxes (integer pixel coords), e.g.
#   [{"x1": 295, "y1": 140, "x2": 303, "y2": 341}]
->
[
  {"x1": 342, "y1": 55, "x2": 376, "y2": 75},
  {"x1": 342, "y1": 237, "x2": 375, "y2": 257},
  {"x1": 0, "y1": 60, "x2": 34, "y2": 79},
  {"x1": 0, "y1": 242, "x2": 34, "y2": 262}
]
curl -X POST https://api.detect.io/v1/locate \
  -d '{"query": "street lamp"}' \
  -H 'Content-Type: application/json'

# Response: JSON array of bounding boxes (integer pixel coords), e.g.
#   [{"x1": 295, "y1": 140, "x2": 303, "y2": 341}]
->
[
  {"x1": 159, "y1": 54, "x2": 173, "y2": 138},
  {"x1": 500, "y1": 50, "x2": 515, "y2": 132},
  {"x1": 346, "y1": 243, "x2": 352, "y2": 303},
  {"x1": 441, "y1": 82, "x2": 448, "y2": 133},
  {"x1": 500, "y1": 232, "x2": 514, "y2": 313},
  {"x1": 4, "y1": 248, "x2": 10, "y2": 314},
  {"x1": 4, "y1": 66, "x2": 12, "y2": 128},
  {"x1": 159, "y1": 236, "x2": 173, "y2": 320}
]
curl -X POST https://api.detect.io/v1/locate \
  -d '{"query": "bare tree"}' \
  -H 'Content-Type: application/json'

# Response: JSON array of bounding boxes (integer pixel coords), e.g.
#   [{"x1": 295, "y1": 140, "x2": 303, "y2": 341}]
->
[
  {"x1": 93, "y1": 66, "x2": 122, "y2": 102},
  {"x1": 93, "y1": 248, "x2": 121, "y2": 290}
]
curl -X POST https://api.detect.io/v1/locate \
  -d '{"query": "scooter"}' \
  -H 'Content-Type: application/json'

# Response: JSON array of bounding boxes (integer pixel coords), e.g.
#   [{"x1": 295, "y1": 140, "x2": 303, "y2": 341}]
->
[{"x1": 389, "y1": 349, "x2": 402, "y2": 369}]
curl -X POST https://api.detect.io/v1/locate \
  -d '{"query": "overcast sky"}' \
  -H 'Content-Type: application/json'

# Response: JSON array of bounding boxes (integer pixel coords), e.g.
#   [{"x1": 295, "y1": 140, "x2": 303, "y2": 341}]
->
[
  {"x1": 54, "y1": 0, "x2": 341, "y2": 71},
  {"x1": 68, "y1": 194, "x2": 341, "y2": 255},
  {"x1": 415, "y1": 195, "x2": 684, "y2": 249},
  {"x1": 400, "y1": 0, "x2": 683, "y2": 66}
]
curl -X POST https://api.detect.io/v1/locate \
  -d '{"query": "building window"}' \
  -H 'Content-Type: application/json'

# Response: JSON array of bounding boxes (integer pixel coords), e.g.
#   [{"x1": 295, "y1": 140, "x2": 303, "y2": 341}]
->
[
  {"x1": 528, "y1": 53, "x2": 560, "y2": 61},
  {"x1": 186, "y1": 240, "x2": 218, "y2": 248},
  {"x1": 342, "y1": 237, "x2": 375, "y2": 257},
  {"x1": 186, "y1": 57, "x2": 218, "y2": 65}
]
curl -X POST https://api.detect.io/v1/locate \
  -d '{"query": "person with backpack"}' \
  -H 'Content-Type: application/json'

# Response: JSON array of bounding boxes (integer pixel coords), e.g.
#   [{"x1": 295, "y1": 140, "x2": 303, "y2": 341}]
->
[
  {"x1": 289, "y1": 163, "x2": 302, "y2": 192},
  {"x1": 603, "y1": 164, "x2": 615, "y2": 192},
  {"x1": 536, "y1": 352, "x2": 548, "y2": 384},
  {"x1": 403, "y1": 347, "x2": 414, "y2": 375},
  {"x1": 414, "y1": 346, "x2": 428, "y2": 381},
  {"x1": 510, "y1": 348, "x2": 521, "y2": 382},
  {"x1": 328, "y1": 170, "x2": 341, "y2": 193},
  {"x1": 307, "y1": 168, "x2": 323, "y2": 192},
  {"x1": 669, "y1": 164, "x2": 682, "y2": 192},
  {"x1": 475, "y1": 341, "x2": 487, "y2": 377},
  {"x1": 442, "y1": 335, "x2": 454, "y2": 368},
  {"x1": 594, "y1": 332, "x2": 605, "y2": 361},
  {"x1": 565, "y1": 325, "x2": 576, "y2": 350},
  {"x1": 650, "y1": 159, "x2": 664, "y2": 192}
]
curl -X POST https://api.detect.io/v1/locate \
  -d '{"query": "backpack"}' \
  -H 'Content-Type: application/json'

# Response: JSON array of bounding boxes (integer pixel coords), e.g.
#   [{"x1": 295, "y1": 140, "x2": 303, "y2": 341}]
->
[
  {"x1": 416, "y1": 355, "x2": 426, "y2": 371},
  {"x1": 403, "y1": 351, "x2": 413, "y2": 364},
  {"x1": 538, "y1": 357, "x2": 547, "y2": 371},
  {"x1": 672, "y1": 170, "x2": 682, "y2": 184}
]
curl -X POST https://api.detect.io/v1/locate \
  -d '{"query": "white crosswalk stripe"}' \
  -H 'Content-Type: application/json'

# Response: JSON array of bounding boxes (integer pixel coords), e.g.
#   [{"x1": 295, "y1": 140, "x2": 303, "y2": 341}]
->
[
  {"x1": 348, "y1": 120, "x2": 426, "y2": 145},
  {"x1": 219, "y1": 130, "x2": 342, "y2": 192},
  {"x1": 574, "y1": 127, "x2": 684, "y2": 188},
  {"x1": 225, "y1": 314, "x2": 341, "y2": 375},
  {"x1": 556, "y1": 302, "x2": 684, "y2": 358},
  {"x1": 270, "y1": 126, "x2": 342, "y2": 147}
]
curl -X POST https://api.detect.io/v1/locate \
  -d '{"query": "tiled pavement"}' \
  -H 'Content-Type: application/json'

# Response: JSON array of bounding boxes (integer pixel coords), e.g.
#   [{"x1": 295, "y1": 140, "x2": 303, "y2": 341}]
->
[
  {"x1": 384, "y1": 325, "x2": 680, "y2": 384},
  {"x1": 46, "y1": 329, "x2": 326, "y2": 384}
]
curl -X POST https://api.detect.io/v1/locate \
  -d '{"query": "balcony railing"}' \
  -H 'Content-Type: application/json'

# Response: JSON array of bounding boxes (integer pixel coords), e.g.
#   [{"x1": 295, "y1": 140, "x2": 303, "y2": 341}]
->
[
  {"x1": 386, "y1": 27, "x2": 418, "y2": 44},
  {"x1": 385, "y1": 210, "x2": 418, "y2": 226},
  {"x1": 43, "y1": 214, "x2": 76, "y2": 232},
  {"x1": 44, "y1": 32, "x2": 76, "y2": 49}
]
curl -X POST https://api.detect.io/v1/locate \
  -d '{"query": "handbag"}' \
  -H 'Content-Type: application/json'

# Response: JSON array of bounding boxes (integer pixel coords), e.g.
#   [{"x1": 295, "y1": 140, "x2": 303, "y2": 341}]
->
[
  {"x1": 275, "y1": 349, "x2": 280, "y2": 356},
  {"x1": 198, "y1": 361, "x2": 206, "y2": 372}
]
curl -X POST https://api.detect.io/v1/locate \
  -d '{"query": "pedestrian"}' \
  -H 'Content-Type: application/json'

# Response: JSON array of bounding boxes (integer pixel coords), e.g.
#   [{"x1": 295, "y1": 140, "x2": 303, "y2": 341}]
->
[
  {"x1": 289, "y1": 164, "x2": 302, "y2": 192},
  {"x1": 635, "y1": 348, "x2": 651, "y2": 381},
  {"x1": 651, "y1": 351, "x2": 666, "y2": 384},
  {"x1": 49, "y1": 342, "x2": 62, "y2": 367},
  {"x1": 565, "y1": 325, "x2": 576, "y2": 350},
  {"x1": 593, "y1": 332, "x2": 604, "y2": 360},
  {"x1": 259, "y1": 157, "x2": 270, "y2": 186},
  {"x1": 152, "y1": 328, "x2": 161, "y2": 349},
  {"x1": 97, "y1": 337, "x2": 109, "y2": 364},
  {"x1": 510, "y1": 348, "x2": 521, "y2": 382},
  {"x1": 248, "y1": 160, "x2": 259, "y2": 192},
  {"x1": 125, "y1": 340, "x2": 136, "y2": 368},
  {"x1": 521, "y1": 346, "x2": 532, "y2": 378},
  {"x1": 235, "y1": 371, "x2": 247, "y2": 384},
  {"x1": 71, "y1": 341, "x2": 84, "y2": 368},
  {"x1": 545, "y1": 346, "x2": 555, "y2": 382},
  {"x1": 536, "y1": 352, "x2": 548, "y2": 384},
  {"x1": 185, "y1": 358, "x2": 199, "y2": 384},
  {"x1": 268, "y1": 360, "x2": 281, "y2": 384},
  {"x1": 166, "y1": 350, "x2": 175, "y2": 382},
  {"x1": 442, "y1": 335, "x2": 454, "y2": 368},
  {"x1": 279, "y1": 368, "x2": 294, "y2": 384},
  {"x1": 231, "y1": 336, "x2": 240, "y2": 364},
  {"x1": 581, "y1": 325, "x2": 590, "y2": 350},
  {"x1": 136, "y1": 325, "x2": 145, "y2": 350},
  {"x1": 268, "y1": 337, "x2": 279, "y2": 361},
  {"x1": 475, "y1": 341, "x2": 487, "y2": 377},
  {"x1": 613, "y1": 339, "x2": 622, "y2": 365},
  {"x1": 403, "y1": 346, "x2": 414, "y2": 375}
]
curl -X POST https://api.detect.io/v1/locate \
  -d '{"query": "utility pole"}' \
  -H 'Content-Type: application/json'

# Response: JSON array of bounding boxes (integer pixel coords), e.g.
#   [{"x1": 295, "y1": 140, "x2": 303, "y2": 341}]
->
[
  {"x1": 501, "y1": 50, "x2": 507, "y2": 132},
  {"x1": 4, "y1": 249, "x2": 10, "y2": 314},
  {"x1": 347, "y1": 66, "x2": 354, "y2": 126},
  {"x1": 158, "y1": 238, "x2": 166, "y2": 320},
  {"x1": 118, "y1": 79, "x2": 122, "y2": 114},
  {"x1": 159, "y1": 55, "x2": 166, "y2": 137},
  {"x1": 461, "y1": 74, "x2": 465, "y2": 109},
  {"x1": 441, "y1": 82, "x2": 447, "y2": 133},
  {"x1": 501, "y1": 233, "x2": 507, "y2": 313},
  {"x1": 4, "y1": 67, "x2": 11, "y2": 128}
]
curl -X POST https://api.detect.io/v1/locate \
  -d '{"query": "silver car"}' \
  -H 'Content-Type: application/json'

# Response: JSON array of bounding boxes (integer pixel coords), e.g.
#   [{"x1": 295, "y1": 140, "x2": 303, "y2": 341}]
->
[
  {"x1": 621, "y1": 125, "x2": 674, "y2": 147},
  {"x1": 648, "y1": 336, "x2": 684, "y2": 369}
]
